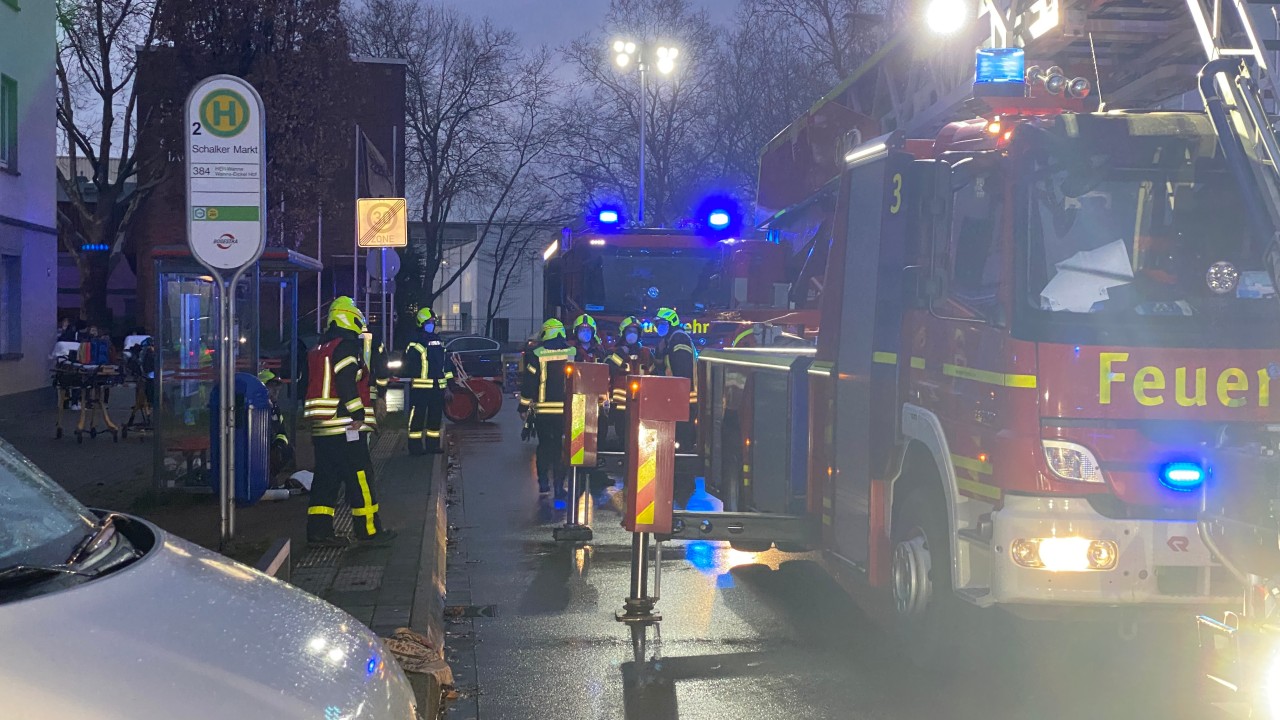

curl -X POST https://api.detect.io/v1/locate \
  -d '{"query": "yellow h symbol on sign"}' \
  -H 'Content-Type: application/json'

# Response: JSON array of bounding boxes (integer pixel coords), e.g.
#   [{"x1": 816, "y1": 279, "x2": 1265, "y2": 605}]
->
[
  {"x1": 200, "y1": 89, "x2": 249, "y2": 138},
  {"x1": 209, "y1": 98, "x2": 239, "y2": 129}
]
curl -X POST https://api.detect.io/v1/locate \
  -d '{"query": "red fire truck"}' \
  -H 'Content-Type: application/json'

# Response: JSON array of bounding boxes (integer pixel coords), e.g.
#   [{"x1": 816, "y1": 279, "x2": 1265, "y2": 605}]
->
[
  {"x1": 542, "y1": 221, "x2": 812, "y2": 347},
  {"x1": 688, "y1": 44, "x2": 1280, "y2": 663}
]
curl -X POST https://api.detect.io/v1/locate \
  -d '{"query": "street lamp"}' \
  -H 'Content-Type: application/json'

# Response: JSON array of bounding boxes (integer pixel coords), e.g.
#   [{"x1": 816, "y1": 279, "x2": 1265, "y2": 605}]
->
[
  {"x1": 612, "y1": 39, "x2": 679, "y2": 225},
  {"x1": 924, "y1": 0, "x2": 969, "y2": 34}
]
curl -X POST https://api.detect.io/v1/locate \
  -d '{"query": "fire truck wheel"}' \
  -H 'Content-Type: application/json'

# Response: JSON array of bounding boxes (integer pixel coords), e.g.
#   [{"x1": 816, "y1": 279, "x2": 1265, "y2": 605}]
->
[{"x1": 891, "y1": 486, "x2": 962, "y2": 668}]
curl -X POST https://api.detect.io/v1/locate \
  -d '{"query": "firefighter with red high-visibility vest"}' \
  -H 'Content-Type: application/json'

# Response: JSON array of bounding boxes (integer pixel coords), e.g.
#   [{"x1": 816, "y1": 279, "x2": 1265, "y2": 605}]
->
[
  {"x1": 519, "y1": 318, "x2": 575, "y2": 497},
  {"x1": 403, "y1": 307, "x2": 452, "y2": 455},
  {"x1": 605, "y1": 316, "x2": 652, "y2": 447},
  {"x1": 303, "y1": 297, "x2": 394, "y2": 547},
  {"x1": 654, "y1": 307, "x2": 697, "y2": 448}
]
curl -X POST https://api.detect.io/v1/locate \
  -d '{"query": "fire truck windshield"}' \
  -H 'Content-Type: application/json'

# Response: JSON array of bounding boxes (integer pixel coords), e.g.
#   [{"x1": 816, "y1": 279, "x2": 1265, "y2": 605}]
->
[
  {"x1": 581, "y1": 247, "x2": 725, "y2": 315},
  {"x1": 1020, "y1": 150, "x2": 1280, "y2": 346}
]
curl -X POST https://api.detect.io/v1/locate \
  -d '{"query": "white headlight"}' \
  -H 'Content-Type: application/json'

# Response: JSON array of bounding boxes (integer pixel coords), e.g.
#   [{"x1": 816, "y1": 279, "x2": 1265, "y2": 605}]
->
[{"x1": 1042, "y1": 440, "x2": 1104, "y2": 483}]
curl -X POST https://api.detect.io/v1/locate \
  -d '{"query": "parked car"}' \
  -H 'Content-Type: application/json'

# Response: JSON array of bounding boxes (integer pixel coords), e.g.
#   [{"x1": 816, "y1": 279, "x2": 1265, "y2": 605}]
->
[
  {"x1": 0, "y1": 438, "x2": 419, "y2": 719},
  {"x1": 445, "y1": 335, "x2": 503, "y2": 379}
]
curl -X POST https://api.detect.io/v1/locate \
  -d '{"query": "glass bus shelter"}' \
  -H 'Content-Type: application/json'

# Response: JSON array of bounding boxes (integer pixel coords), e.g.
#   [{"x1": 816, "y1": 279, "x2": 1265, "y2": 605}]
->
[{"x1": 151, "y1": 245, "x2": 321, "y2": 491}]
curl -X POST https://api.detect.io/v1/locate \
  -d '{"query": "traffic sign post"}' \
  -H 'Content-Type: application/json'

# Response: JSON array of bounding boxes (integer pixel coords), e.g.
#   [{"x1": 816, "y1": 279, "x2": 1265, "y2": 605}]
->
[
  {"x1": 366, "y1": 247, "x2": 401, "y2": 351},
  {"x1": 357, "y1": 198, "x2": 408, "y2": 248},
  {"x1": 186, "y1": 75, "x2": 267, "y2": 547}
]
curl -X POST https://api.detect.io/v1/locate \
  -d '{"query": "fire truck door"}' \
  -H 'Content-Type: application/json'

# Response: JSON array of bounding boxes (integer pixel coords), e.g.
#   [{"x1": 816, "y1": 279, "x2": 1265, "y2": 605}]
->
[{"x1": 830, "y1": 151, "x2": 911, "y2": 567}]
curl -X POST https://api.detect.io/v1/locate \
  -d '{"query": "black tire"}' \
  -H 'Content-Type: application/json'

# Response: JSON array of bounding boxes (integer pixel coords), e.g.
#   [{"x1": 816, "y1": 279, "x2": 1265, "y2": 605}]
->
[{"x1": 890, "y1": 485, "x2": 966, "y2": 670}]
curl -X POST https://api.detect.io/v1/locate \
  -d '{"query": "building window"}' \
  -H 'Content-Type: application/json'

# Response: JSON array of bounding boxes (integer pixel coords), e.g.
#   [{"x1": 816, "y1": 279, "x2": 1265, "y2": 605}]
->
[
  {"x1": 0, "y1": 74, "x2": 16, "y2": 172},
  {"x1": 0, "y1": 255, "x2": 21, "y2": 354}
]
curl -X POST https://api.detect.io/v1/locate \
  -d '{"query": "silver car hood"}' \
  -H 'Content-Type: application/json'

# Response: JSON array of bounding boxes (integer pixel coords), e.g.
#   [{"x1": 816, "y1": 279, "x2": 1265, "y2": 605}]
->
[{"x1": 0, "y1": 523, "x2": 417, "y2": 719}]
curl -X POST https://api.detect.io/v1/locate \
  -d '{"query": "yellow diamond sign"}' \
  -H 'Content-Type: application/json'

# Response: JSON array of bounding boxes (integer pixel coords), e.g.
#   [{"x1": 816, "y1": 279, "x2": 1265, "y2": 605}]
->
[{"x1": 357, "y1": 198, "x2": 408, "y2": 248}]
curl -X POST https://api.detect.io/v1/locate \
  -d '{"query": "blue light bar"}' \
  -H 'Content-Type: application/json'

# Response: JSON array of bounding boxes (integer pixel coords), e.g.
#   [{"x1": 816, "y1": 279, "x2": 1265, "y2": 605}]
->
[
  {"x1": 598, "y1": 209, "x2": 619, "y2": 224},
  {"x1": 974, "y1": 48, "x2": 1026, "y2": 98},
  {"x1": 708, "y1": 210, "x2": 731, "y2": 230},
  {"x1": 1160, "y1": 462, "x2": 1205, "y2": 492}
]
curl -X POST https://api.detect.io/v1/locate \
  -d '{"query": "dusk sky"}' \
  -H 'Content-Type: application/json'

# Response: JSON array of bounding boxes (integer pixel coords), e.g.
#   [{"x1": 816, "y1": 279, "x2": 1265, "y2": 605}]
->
[{"x1": 445, "y1": 0, "x2": 741, "y2": 51}]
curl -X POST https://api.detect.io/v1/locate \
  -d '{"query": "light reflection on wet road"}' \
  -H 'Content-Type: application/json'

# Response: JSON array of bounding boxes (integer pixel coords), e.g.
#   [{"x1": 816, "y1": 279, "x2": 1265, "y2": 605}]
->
[{"x1": 443, "y1": 412, "x2": 1206, "y2": 720}]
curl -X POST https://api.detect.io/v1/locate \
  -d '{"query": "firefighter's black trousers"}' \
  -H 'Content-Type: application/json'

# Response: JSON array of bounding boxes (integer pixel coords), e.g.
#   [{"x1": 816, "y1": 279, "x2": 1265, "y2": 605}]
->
[
  {"x1": 534, "y1": 413, "x2": 565, "y2": 489},
  {"x1": 407, "y1": 388, "x2": 445, "y2": 454},
  {"x1": 307, "y1": 433, "x2": 385, "y2": 540}
]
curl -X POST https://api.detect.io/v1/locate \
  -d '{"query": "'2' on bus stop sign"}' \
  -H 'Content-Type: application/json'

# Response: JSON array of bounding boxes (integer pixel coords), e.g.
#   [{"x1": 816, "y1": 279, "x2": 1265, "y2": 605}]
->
[{"x1": 185, "y1": 75, "x2": 267, "y2": 271}]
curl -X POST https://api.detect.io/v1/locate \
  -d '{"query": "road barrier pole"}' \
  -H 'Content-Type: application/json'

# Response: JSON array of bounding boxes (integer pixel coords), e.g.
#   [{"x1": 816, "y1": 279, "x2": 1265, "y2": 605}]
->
[
  {"x1": 555, "y1": 362, "x2": 609, "y2": 542},
  {"x1": 617, "y1": 374, "x2": 689, "y2": 623}
]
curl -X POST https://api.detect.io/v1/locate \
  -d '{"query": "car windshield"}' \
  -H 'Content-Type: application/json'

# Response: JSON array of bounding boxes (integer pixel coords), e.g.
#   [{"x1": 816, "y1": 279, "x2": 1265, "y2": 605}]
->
[
  {"x1": 447, "y1": 337, "x2": 499, "y2": 353},
  {"x1": 1023, "y1": 139, "x2": 1280, "y2": 342},
  {"x1": 0, "y1": 438, "x2": 97, "y2": 570},
  {"x1": 582, "y1": 247, "x2": 725, "y2": 315}
]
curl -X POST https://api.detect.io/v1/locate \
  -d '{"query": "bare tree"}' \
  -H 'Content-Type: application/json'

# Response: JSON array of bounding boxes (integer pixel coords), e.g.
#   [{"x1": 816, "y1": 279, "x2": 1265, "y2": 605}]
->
[
  {"x1": 479, "y1": 180, "x2": 570, "y2": 336},
  {"x1": 348, "y1": 0, "x2": 565, "y2": 315},
  {"x1": 743, "y1": 0, "x2": 891, "y2": 84},
  {"x1": 559, "y1": 0, "x2": 723, "y2": 227},
  {"x1": 55, "y1": 0, "x2": 162, "y2": 326},
  {"x1": 706, "y1": 5, "x2": 831, "y2": 199},
  {"x1": 155, "y1": 0, "x2": 352, "y2": 250}
]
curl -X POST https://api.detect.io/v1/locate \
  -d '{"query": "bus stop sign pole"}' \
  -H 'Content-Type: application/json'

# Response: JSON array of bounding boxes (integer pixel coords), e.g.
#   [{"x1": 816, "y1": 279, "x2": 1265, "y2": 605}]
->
[{"x1": 185, "y1": 75, "x2": 268, "y2": 547}]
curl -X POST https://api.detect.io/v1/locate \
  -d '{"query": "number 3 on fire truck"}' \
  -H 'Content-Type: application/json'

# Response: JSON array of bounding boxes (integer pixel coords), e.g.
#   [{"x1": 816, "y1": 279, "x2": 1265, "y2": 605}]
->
[{"x1": 889, "y1": 173, "x2": 902, "y2": 214}]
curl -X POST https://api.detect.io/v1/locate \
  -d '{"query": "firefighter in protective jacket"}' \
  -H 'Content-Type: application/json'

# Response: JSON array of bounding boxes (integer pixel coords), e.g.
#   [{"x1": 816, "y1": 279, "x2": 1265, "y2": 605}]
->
[
  {"x1": 303, "y1": 297, "x2": 394, "y2": 547},
  {"x1": 654, "y1": 307, "x2": 698, "y2": 448},
  {"x1": 569, "y1": 313, "x2": 606, "y2": 362},
  {"x1": 606, "y1": 316, "x2": 652, "y2": 447},
  {"x1": 404, "y1": 307, "x2": 453, "y2": 455},
  {"x1": 519, "y1": 318, "x2": 575, "y2": 496}
]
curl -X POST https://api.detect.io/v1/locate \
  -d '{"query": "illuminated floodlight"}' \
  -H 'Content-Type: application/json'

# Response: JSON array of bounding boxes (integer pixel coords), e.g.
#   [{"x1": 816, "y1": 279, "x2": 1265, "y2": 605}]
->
[
  {"x1": 599, "y1": 209, "x2": 619, "y2": 224},
  {"x1": 925, "y1": 0, "x2": 969, "y2": 34}
]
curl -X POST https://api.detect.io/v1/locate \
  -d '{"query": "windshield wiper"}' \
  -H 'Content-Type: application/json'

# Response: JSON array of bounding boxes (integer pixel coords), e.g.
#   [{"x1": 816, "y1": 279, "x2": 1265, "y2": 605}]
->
[
  {"x1": 65, "y1": 513, "x2": 121, "y2": 568},
  {"x1": 0, "y1": 563, "x2": 93, "y2": 586}
]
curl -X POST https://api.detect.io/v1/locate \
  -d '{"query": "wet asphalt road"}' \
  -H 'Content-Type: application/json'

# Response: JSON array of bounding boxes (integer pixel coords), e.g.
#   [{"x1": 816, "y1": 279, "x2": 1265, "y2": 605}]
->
[{"x1": 442, "y1": 410, "x2": 1209, "y2": 720}]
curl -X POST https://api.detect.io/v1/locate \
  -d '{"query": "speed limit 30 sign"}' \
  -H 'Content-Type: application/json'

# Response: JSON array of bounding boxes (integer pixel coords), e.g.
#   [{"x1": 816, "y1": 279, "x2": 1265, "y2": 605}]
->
[{"x1": 357, "y1": 197, "x2": 408, "y2": 248}]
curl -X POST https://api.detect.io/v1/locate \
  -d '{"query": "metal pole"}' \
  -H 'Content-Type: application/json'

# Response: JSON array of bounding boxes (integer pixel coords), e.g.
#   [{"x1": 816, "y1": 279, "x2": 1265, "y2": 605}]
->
[
  {"x1": 638, "y1": 532, "x2": 651, "y2": 598},
  {"x1": 638, "y1": 54, "x2": 647, "y2": 226},
  {"x1": 569, "y1": 465, "x2": 579, "y2": 526},
  {"x1": 381, "y1": 249, "x2": 388, "y2": 349},
  {"x1": 218, "y1": 276, "x2": 235, "y2": 545},
  {"x1": 316, "y1": 205, "x2": 323, "y2": 334},
  {"x1": 629, "y1": 532, "x2": 644, "y2": 600},
  {"x1": 353, "y1": 124, "x2": 360, "y2": 305}
]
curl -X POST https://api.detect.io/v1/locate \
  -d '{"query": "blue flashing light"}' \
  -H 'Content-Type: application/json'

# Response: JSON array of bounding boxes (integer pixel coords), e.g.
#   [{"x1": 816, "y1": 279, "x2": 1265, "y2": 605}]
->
[
  {"x1": 598, "y1": 209, "x2": 619, "y2": 224},
  {"x1": 366, "y1": 655, "x2": 379, "y2": 677},
  {"x1": 80, "y1": 243, "x2": 110, "y2": 252},
  {"x1": 974, "y1": 48, "x2": 1026, "y2": 98},
  {"x1": 707, "y1": 210, "x2": 731, "y2": 230},
  {"x1": 975, "y1": 47, "x2": 1025, "y2": 85},
  {"x1": 553, "y1": 499, "x2": 567, "y2": 511},
  {"x1": 1160, "y1": 462, "x2": 1205, "y2": 492}
]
